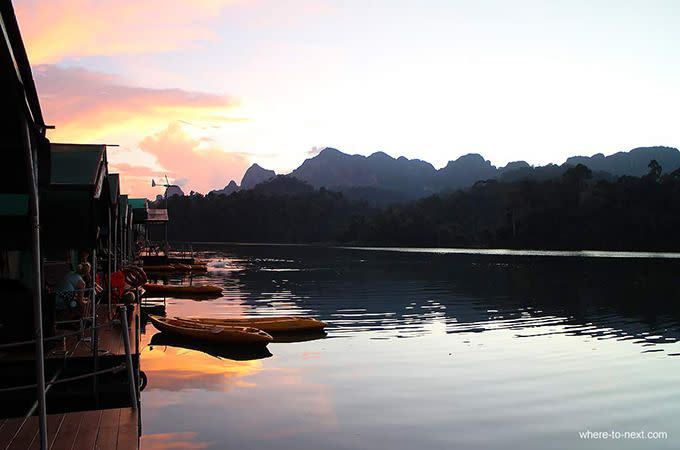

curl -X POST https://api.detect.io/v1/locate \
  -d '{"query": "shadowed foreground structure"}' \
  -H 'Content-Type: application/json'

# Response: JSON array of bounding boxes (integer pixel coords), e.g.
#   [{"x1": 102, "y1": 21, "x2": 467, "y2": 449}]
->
[{"x1": 0, "y1": 407, "x2": 137, "y2": 450}]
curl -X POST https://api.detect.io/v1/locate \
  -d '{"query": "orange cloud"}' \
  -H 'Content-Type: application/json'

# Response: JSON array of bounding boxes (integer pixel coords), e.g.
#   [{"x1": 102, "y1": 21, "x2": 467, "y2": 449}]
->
[
  {"x1": 109, "y1": 163, "x2": 165, "y2": 178},
  {"x1": 115, "y1": 174, "x2": 162, "y2": 199},
  {"x1": 138, "y1": 122, "x2": 251, "y2": 195},
  {"x1": 14, "y1": 0, "x2": 243, "y2": 64},
  {"x1": 31, "y1": 64, "x2": 250, "y2": 196},
  {"x1": 35, "y1": 65, "x2": 242, "y2": 144}
]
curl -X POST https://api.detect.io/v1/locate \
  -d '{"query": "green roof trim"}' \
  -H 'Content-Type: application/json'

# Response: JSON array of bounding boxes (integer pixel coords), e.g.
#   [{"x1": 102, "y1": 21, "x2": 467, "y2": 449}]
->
[
  {"x1": 0, "y1": 193, "x2": 28, "y2": 216},
  {"x1": 128, "y1": 198, "x2": 147, "y2": 209}
]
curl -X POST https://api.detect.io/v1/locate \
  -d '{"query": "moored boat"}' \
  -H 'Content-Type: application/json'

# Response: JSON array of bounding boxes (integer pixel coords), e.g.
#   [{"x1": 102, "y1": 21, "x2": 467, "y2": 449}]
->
[
  {"x1": 143, "y1": 263, "x2": 207, "y2": 272},
  {"x1": 143, "y1": 283, "x2": 223, "y2": 296},
  {"x1": 175, "y1": 316, "x2": 327, "y2": 333},
  {"x1": 149, "y1": 315, "x2": 273, "y2": 345}
]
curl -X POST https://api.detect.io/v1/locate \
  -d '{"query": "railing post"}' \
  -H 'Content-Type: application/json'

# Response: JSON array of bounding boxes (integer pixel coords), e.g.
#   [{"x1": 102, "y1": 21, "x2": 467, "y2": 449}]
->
[
  {"x1": 135, "y1": 312, "x2": 142, "y2": 436},
  {"x1": 93, "y1": 317, "x2": 98, "y2": 402},
  {"x1": 108, "y1": 209, "x2": 112, "y2": 317},
  {"x1": 91, "y1": 249, "x2": 96, "y2": 352},
  {"x1": 21, "y1": 119, "x2": 47, "y2": 450},
  {"x1": 119, "y1": 306, "x2": 137, "y2": 410}
]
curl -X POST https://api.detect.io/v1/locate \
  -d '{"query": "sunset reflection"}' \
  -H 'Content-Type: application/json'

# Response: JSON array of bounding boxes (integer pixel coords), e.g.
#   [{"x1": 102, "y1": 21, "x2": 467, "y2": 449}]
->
[
  {"x1": 144, "y1": 334, "x2": 264, "y2": 392},
  {"x1": 141, "y1": 431, "x2": 212, "y2": 450}
]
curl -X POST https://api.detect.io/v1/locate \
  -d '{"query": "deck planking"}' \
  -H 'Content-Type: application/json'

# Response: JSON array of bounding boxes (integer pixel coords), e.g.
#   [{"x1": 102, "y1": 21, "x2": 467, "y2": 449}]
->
[
  {"x1": 28, "y1": 413, "x2": 64, "y2": 450},
  {"x1": 2, "y1": 408, "x2": 137, "y2": 450},
  {"x1": 6, "y1": 416, "x2": 37, "y2": 450},
  {"x1": 51, "y1": 411, "x2": 84, "y2": 450},
  {"x1": 0, "y1": 418, "x2": 24, "y2": 449},
  {"x1": 72, "y1": 410, "x2": 102, "y2": 450}
]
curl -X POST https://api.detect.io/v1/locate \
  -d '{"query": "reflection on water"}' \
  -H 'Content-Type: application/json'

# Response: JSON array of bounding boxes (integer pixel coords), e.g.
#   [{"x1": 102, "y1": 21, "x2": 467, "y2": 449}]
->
[
  {"x1": 141, "y1": 245, "x2": 680, "y2": 450},
  {"x1": 149, "y1": 333, "x2": 274, "y2": 360}
]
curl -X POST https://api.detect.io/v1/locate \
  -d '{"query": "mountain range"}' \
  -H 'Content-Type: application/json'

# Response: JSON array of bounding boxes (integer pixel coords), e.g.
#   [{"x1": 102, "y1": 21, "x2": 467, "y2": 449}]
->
[{"x1": 209, "y1": 146, "x2": 680, "y2": 203}]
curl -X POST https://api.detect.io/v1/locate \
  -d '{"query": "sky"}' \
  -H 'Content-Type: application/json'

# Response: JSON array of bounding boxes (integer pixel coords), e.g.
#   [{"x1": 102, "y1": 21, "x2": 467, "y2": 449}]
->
[{"x1": 14, "y1": 0, "x2": 680, "y2": 197}]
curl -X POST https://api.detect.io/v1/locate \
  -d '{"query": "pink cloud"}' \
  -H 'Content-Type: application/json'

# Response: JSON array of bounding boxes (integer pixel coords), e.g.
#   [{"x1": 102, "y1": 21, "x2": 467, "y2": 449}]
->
[
  {"x1": 14, "y1": 0, "x2": 244, "y2": 64},
  {"x1": 28, "y1": 65, "x2": 250, "y2": 198},
  {"x1": 34, "y1": 64, "x2": 242, "y2": 143},
  {"x1": 138, "y1": 122, "x2": 251, "y2": 195}
]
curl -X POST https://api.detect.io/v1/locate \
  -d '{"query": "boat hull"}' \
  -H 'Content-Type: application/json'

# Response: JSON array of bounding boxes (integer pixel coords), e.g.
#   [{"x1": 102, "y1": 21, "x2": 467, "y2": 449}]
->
[
  {"x1": 149, "y1": 316, "x2": 272, "y2": 345},
  {"x1": 177, "y1": 316, "x2": 327, "y2": 333},
  {"x1": 143, "y1": 264, "x2": 207, "y2": 272},
  {"x1": 143, "y1": 283, "x2": 223, "y2": 296}
]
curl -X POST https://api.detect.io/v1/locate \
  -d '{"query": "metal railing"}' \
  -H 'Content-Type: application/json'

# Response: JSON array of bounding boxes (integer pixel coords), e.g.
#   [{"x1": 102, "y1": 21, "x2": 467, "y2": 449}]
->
[{"x1": 0, "y1": 306, "x2": 139, "y2": 416}]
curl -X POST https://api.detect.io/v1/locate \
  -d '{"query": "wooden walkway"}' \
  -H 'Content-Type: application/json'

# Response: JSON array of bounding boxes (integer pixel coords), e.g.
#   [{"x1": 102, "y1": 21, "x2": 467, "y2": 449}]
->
[
  {"x1": 0, "y1": 305, "x2": 139, "y2": 362},
  {"x1": 0, "y1": 408, "x2": 138, "y2": 450}
]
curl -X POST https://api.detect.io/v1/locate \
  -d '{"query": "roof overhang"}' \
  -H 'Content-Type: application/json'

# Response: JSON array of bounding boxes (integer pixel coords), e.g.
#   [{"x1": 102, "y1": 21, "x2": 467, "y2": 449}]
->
[{"x1": 41, "y1": 144, "x2": 111, "y2": 250}]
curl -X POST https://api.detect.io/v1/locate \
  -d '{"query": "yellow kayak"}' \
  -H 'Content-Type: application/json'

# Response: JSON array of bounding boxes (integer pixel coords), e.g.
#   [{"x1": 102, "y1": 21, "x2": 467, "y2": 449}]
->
[
  {"x1": 149, "y1": 315, "x2": 273, "y2": 345},
  {"x1": 175, "y1": 316, "x2": 327, "y2": 333},
  {"x1": 143, "y1": 283, "x2": 223, "y2": 296}
]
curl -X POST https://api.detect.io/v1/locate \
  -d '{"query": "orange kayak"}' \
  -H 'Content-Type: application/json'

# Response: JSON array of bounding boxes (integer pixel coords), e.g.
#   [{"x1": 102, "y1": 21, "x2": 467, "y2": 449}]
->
[
  {"x1": 143, "y1": 283, "x2": 223, "y2": 296},
  {"x1": 176, "y1": 316, "x2": 327, "y2": 333},
  {"x1": 149, "y1": 315, "x2": 272, "y2": 345}
]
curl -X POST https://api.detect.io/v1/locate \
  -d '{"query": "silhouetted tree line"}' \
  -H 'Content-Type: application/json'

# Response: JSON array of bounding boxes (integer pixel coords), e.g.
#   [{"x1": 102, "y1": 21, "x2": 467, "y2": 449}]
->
[{"x1": 156, "y1": 161, "x2": 680, "y2": 251}]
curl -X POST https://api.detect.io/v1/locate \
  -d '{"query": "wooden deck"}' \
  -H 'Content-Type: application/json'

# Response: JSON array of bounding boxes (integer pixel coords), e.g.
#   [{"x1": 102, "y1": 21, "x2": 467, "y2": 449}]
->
[
  {"x1": 0, "y1": 408, "x2": 138, "y2": 450},
  {"x1": 0, "y1": 304, "x2": 139, "y2": 362},
  {"x1": 58, "y1": 304, "x2": 140, "y2": 359}
]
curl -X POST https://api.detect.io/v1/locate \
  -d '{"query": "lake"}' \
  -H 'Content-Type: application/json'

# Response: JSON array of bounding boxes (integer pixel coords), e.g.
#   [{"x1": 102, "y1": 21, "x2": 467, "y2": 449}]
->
[{"x1": 139, "y1": 244, "x2": 680, "y2": 450}]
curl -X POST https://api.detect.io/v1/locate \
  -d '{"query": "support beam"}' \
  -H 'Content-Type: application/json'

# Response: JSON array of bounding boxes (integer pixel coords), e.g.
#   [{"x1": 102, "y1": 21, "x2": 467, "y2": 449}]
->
[{"x1": 91, "y1": 248, "x2": 96, "y2": 354}]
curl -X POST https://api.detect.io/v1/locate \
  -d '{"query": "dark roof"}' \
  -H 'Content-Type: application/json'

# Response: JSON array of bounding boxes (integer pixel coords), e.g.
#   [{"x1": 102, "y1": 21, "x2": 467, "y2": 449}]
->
[
  {"x1": 0, "y1": 2, "x2": 45, "y2": 133},
  {"x1": 0, "y1": 2, "x2": 50, "y2": 198},
  {"x1": 40, "y1": 144, "x2": 110, "y2": 249},
  {"x1": 108, "y1": 174, "x2": 120, "y2": 205},
  {"x1": 0, "y1": 4, "x2": 49, "y2": 250},
  {"x1": 50, "y1": 144, "x2": 107, "y2": 190},
  {"x1": 146, "y1": 209, "x2": 169, "y2": 223},
  {"x1": 129, "y1": 198, "x2": 148, "y2": 224},
  {"x1": 119, "y1": 194, "x2": 129, "y2": 226}
]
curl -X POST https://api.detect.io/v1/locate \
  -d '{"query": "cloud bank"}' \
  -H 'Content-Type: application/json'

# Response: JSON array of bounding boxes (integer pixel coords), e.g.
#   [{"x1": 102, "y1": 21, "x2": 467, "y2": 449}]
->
[
  {"x1": 14, "y1": 0, "x2": 243, "y2": 64},
  {"x1": 34, "y1": 64, "x2": 240, "y2": 143}
]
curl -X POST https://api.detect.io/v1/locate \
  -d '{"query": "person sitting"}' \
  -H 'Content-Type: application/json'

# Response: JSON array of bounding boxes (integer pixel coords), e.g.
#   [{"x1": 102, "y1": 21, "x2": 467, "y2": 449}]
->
[
  {"x1": 55, "y1": 263, "x2": 89, "y2": 316},
  {"x1": 79, "y1": 261, "x2": 103, "y2": 296}
]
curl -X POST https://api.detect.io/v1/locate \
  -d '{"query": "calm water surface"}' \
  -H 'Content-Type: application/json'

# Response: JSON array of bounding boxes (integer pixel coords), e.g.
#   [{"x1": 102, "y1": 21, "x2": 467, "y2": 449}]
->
[{"x1": 139, "y1": 244, "x2": 680, "y2": 450}]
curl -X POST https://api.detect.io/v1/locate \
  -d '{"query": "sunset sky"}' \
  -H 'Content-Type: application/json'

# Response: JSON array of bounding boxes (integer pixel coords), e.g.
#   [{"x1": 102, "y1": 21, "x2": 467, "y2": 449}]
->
[{"x1": 15, "y1": 0, "x2": 680, "y2": 197}]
